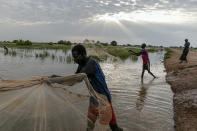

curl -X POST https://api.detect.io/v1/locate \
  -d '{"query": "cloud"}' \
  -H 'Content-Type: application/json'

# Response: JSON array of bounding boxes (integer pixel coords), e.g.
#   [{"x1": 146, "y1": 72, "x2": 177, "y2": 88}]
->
[{"x1": 0, "y1": 0, "x2": 196, "y2": 46}]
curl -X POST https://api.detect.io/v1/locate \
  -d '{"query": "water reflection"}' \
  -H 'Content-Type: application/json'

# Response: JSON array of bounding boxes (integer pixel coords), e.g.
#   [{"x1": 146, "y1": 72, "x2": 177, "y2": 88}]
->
[
  {"x1": 130, "y1": 55, "x2": 138, "y2": 61},
  {"x1": 3, "y1": 46, "x2": 8, "y2": 55},
  {"x1": 136, "y1": 78, "x2": 154, "y2": 112},
  {"x1": 66, "y1": 54, "x2": 73, "y2": 64}
]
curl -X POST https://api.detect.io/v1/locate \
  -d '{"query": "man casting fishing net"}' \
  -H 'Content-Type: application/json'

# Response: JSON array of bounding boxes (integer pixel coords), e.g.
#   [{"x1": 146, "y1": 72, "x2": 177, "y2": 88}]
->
[
  {"x1": 128, "y1": 43, "x2": 156, "y2": 80},
  {"x1": 72, "y1": 44, "x2": 123, "y2": 131},
  {"x1": 0, "y1": 45, "x2": 123, "y2": 131}
]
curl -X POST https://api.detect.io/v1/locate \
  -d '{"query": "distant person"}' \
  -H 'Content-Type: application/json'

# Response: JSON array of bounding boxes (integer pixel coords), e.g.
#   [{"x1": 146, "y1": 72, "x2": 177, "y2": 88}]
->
[
  {"x1": 179, "y1": 39, "x2": 190, "y2": 63},
  {"x1": 72, "y1": 44, "x2": 123, "y2": 131},
  {"x1": 3, "y1": 46, "x2": 8, "y2": 52},
  {"x1": 129, "y1": 43, "x2": 156, "y2": 79},
  {"x1": 3, "y1": 46, "x2": 8, "y2": 55}
]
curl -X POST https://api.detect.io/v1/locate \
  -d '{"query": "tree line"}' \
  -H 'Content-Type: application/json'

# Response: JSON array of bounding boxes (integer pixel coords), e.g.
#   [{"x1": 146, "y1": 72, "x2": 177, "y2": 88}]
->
[{"x1": 0, "y1": 39, "x2": 119, "y2": 46}]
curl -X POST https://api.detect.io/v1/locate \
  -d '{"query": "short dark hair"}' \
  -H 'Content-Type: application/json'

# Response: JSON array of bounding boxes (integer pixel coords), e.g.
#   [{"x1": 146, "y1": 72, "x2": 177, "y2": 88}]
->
[
  {"x1": 72, "y1": 44, "x2": 87, "y2": 56},
  {"x1": 141, "y1": 43, "x2": 146, "y2": 48}
]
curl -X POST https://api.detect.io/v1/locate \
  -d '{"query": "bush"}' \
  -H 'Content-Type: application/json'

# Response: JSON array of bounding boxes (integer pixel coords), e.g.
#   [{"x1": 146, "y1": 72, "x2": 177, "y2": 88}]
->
[
  {"x1": 57, "y1": 40, "x2": 72, "y2": 45},
  {"x1": 164, "y1": 48, "x2": 173, "y2": 59},
  {"x1": 110, "y1": 41, "x2": 117, "y2": 46},
  {"x1": 16, "y1": 40, "x2": 32, "y2": 46},
  {"x1": 101, "y1": 43, "x2": 108, "y2": 46}
]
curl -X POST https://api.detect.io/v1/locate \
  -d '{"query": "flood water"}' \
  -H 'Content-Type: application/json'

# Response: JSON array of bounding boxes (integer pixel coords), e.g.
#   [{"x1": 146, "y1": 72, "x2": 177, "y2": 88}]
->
[{"x1": 0, "y1": 48, "x2": 174, "y2": 131}]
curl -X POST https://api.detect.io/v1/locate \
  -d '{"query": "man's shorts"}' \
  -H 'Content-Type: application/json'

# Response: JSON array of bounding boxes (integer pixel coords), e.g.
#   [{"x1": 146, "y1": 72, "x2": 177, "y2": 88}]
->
[{"x1": 143, "y1": 62, "x2": 150, "y2": 70}]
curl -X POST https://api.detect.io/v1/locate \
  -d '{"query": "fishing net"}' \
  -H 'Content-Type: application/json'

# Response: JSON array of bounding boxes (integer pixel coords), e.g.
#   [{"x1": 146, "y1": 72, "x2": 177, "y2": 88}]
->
[{"x1": 0, "y1": 73, "x2": 112, "y2": 131}]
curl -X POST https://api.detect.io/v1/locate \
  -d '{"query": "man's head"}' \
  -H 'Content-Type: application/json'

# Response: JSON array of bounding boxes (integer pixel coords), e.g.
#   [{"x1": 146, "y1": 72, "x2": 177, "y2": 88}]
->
[
  {"x1": 141, "y1": 43, "x2": 146, "y2": 49},
  {"x1": 72, "y1": 44, "x2": 87, "y2": 64},
  {"x1": 185, "y1": 39, "x2": 188, "y2": 42}
]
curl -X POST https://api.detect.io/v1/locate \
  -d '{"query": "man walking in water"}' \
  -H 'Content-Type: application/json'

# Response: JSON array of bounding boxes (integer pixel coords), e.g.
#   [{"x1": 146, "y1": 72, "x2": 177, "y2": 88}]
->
[
  {"x1": 129, "y1": 43, "x2": 156, "y2": 79},
  {"x1": 179, "y1": 39, "x2": 190, "y2": 63},
  {"x1": 72, "y1": 44, "x2": 123, "y2": 131}
]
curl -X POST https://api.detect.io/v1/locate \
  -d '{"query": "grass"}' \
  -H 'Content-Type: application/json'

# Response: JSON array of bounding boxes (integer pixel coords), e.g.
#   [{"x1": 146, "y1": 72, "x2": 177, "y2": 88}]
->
[
  {"x1": 9, "y1": 50, "x2": 17, "y2": 56},
  {"x1": 130, "y1": 55, "x2": 138, "y2": 61},
  {"x1": 147, "y1": 48, "x2": 160, "y2": 53},
  {"x1": 164, "y1": 48, "x2": 173, "y2": 60},
  {"x1": 66, "y1": 54, "x2": 73, "y2": 63},
  {"x1": 106, "y1": 46, "x2": 140, "y2": 60},
  {"x1": 106, "y1": 45, "x2": 161, "y2": 60},
  {"x1": 0, "y1": 42, "x2": 71, "y2": 50},
  {"x1": 1, "y1": 42, "x2": 163, "y2": 62}
]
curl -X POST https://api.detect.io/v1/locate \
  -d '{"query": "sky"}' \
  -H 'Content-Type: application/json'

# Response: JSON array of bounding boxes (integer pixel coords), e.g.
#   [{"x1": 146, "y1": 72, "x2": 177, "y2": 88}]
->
[{"x1": 0, "y1": 0, "x2": 197, "y2": 47}]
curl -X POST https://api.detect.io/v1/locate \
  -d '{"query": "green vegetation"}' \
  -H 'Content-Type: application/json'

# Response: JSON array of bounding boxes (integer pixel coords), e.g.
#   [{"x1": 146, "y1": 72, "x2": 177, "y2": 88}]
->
[
  {"x1": 147, "y1": 48, "x2": 159, "y2": 53},
  {"x1": 0, "y1": 40, "x2": 164, "y2": 63},
  {"x1": 57, "y1": 40, "x2": 72, "y2": 45},
  {"x1": 90, "y1": 55, "x2": 101, "y2": 61},
  {"x1": 35, "y1": 51, "x2": 50, "y2": 60},
  {"x1": 106, "y1": 46, "x2": 139, "y2": 60},
  {"x1": 0, "y1": 42, "x2": 71, "y2": 50},
  {"x1": 106, "y1": 46, "x2": 161, "y2": 60},
  {"x1": 15, "y1": 40, "x2": 32, "y2": 46},
  {"x1": 89, "y1": 54, "x2": 107, "y2": 62},
  {"x1": 110, "y1": 41, "x2": 117, "y2": 46},
  {"x1": 66, "y1": 54, "x2": 73, "y2": 63},
  {"x1": 164, "y1": 48, "x2": 173, "y2": 59},
  {"x1": 130, "y1": 55, "x2": 138, "y2": 61},
  {"x1": 9, "y1": 50, "x2": 17, "y2": 57}
]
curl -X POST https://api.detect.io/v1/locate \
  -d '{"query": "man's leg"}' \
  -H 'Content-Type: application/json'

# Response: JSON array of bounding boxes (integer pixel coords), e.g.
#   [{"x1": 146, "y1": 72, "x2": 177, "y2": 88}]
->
[
  {"x1": 146, "y1": 62, "x2": 156, "y2": 78},
  {"x1": 87, "y1": 97, "x2": 99, "y2": 131},
  {"x1": 109, "y1": 103, "x2": 123, "y2": 131},
  {"x1": 148, "y1": 70, "x2": 156, "y2": 78},
  {"x1": 141, "y1": 69, "x2": 145, "y2": 79},
  {"x1": 87, "y1": 104, "x2": 99, "y2": 131}
]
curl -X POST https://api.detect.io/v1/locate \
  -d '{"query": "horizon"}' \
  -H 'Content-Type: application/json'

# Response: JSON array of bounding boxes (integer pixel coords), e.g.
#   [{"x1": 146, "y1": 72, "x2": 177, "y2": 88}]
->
[{"x1": 1, "y1": 39, "x2": 196, "y2": 48}]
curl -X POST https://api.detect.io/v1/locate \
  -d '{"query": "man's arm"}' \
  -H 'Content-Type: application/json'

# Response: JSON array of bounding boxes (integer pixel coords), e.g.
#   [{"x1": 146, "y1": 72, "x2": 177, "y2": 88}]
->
[{"x1": 128, "y1": 50, "x2": 142, "y2": 56}]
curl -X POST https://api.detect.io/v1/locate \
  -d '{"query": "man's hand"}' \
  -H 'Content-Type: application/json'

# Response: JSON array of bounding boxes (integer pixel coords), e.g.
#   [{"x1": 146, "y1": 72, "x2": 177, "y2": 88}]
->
[
  {"x1": 128, "y1": 50, "x2": 137, "y2": 55},
  {"x1": 49, "y1": 74, "x2": 61, "y2": 78}
]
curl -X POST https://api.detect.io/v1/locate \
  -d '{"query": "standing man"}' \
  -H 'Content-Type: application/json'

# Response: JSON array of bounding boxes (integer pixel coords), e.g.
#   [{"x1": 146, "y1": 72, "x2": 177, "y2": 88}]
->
[
  {"x1": 180, "y1": 39, "x2": 190, "y2": 63},
  {"x1": 129, "y1": 43, "x2": 156, "y2": 79},
  {"x1": 72, "y1": 44, "x2": 123, "y2": 131}
]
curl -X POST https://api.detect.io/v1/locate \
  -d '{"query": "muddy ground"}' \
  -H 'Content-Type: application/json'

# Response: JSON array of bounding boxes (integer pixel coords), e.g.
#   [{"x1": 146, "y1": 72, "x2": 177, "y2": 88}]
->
[{"x1": 164, "y1": 48, "x2": 197, "y2": 131}]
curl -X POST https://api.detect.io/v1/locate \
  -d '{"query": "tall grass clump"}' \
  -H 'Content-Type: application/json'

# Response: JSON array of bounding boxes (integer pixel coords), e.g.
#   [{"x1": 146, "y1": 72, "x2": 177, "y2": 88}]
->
[
  {"x1": 16, "y1": 40, "x2": 32, "y2": 46},
  {"x1": 107, "y1": 47, "x2": 141, "y2": 60},
  {"x1": 164, "y1": 48, "x2": 173, "y2": 59}
]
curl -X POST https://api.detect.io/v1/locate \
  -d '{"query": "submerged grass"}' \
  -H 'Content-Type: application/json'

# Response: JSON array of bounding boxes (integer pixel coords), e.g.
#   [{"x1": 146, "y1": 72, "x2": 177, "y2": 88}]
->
[
  {"x1": 0, "y1": 42, "x2": 71, "y2": 50},
  {"x1": 130, "y1": 55, "x2": 138, "y2": 61},
  {"x1": 90, "y1": 54, "x2": 108, "y2": 62},
  {"x1": 1, "y1": 43, "x2": 163, "y2": 62}
]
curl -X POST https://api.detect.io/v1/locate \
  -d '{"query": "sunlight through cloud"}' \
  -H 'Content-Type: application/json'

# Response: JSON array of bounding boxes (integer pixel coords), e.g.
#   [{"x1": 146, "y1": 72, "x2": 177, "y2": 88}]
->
[{"x1": 92, "y1": 11, "x2": 195, "y2": 24}]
